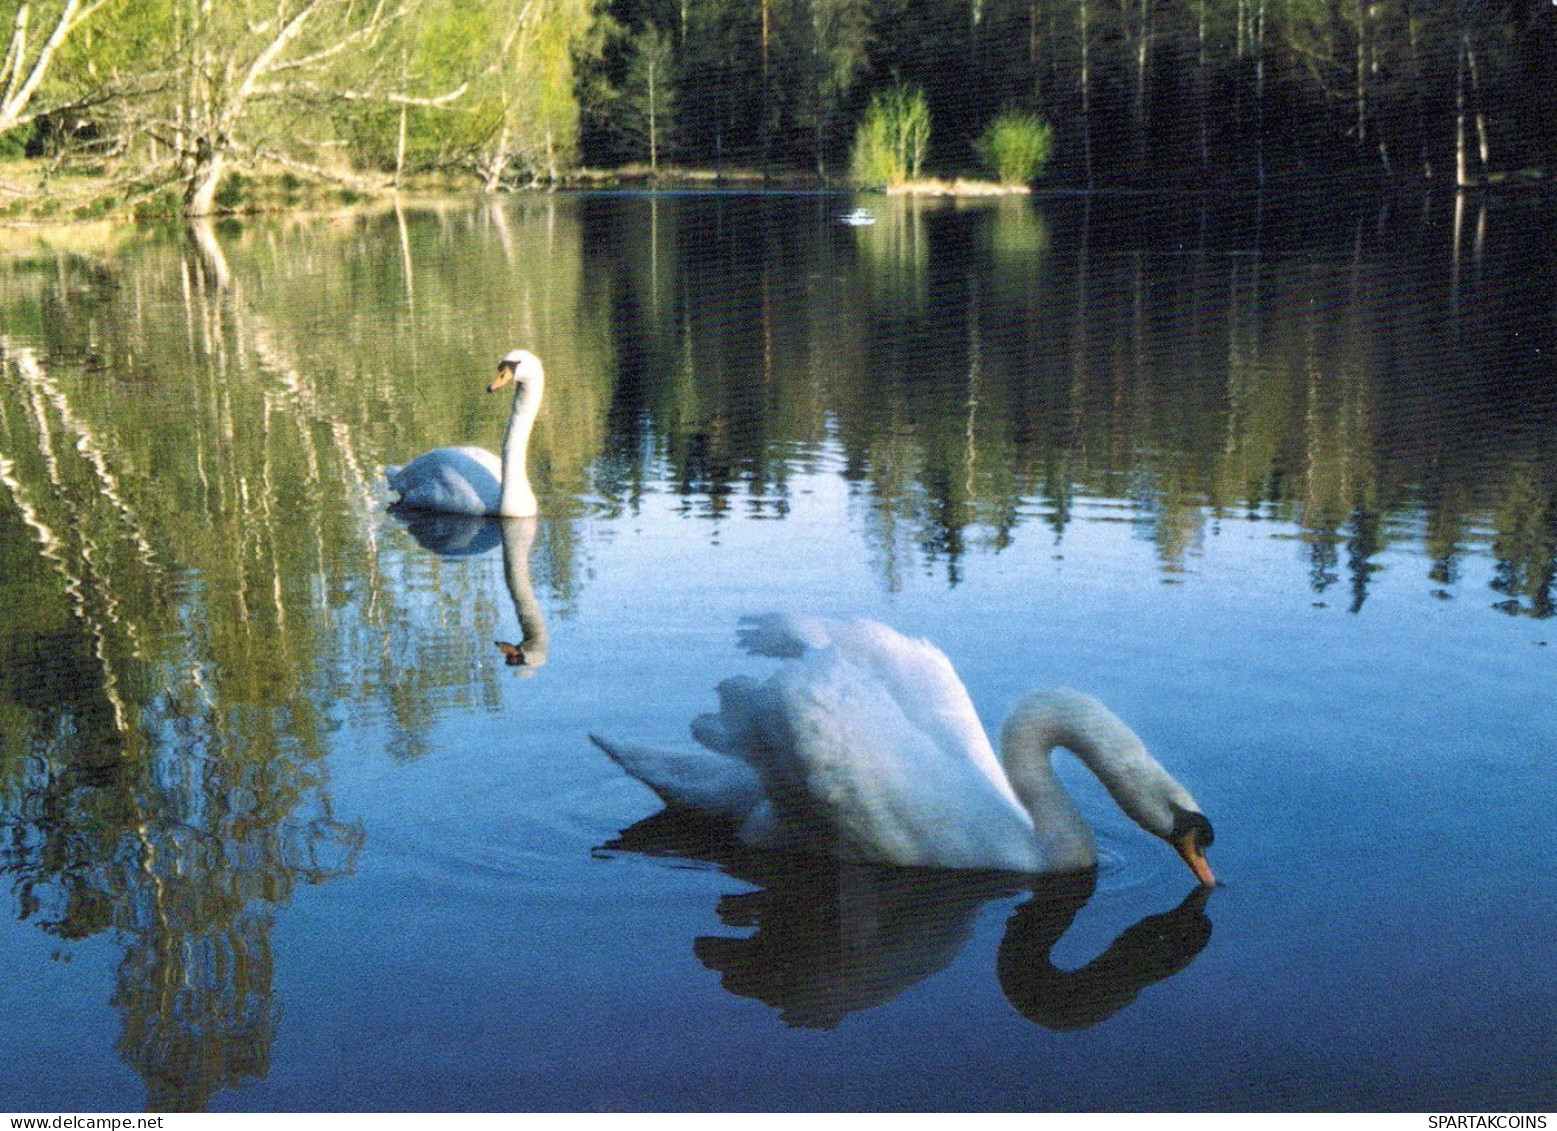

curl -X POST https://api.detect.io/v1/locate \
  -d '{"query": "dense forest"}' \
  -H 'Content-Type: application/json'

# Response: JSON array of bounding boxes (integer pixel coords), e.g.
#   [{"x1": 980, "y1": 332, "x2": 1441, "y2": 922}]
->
[{"x1": 0, "y1": 0, "x2": 1553, "y2": 214}]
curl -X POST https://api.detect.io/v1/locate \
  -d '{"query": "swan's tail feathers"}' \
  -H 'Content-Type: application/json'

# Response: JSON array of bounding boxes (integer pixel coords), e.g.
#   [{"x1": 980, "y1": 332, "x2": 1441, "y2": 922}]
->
[
  {"x1": 736, "y1": 613, "x2": 834, "y2": 658},
  {"x1": 589, "y1": 733, "x2": 762, "y2": 820}
]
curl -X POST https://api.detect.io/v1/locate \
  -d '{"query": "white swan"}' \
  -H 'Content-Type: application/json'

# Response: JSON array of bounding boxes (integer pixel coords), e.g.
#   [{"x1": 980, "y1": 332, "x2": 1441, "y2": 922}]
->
[
  {"x1": 591, "y1": 615, "x2": 1215, "y2": 884},
  {"x1": 385, "y1": 349, "x2": 544, "y2": 517}
]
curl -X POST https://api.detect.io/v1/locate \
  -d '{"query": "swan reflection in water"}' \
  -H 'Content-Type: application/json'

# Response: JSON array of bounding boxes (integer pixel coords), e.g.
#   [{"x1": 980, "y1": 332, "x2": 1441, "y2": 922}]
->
[
  {"x1": 389, "y1": 510, "x2": 550, "y2": 671},
  {"x1": 601, "y1": 808, "x2": 1213, "y2": 1030}
]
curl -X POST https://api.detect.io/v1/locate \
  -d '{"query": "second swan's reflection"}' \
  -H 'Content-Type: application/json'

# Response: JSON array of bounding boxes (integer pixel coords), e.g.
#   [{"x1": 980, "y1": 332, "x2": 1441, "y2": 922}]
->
[
  {"x1": 602, "y1": 808, "x2": 1213, "y2": 1030},
  {"x1": 390, "y1": 510, "x2": 550, "y2": 671}
]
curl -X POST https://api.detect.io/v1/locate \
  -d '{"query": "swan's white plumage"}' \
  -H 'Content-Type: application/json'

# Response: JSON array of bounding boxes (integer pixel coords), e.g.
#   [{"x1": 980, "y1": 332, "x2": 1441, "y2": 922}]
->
[
  {"x1": 758, "y1": 643, "x2": 1039, "y2": 868},
  {"x1": 592, "y1": 735, "x2": 763, "y2": 816},
  {"x1": 386, "y1": 349, "x2": 543, "y2": 517},
  {"x1": 386, "y1": 446, "x2": 505, "y2": 515},
  {"x1": 592, "y1": 614, "x2": 1214, "y2": 879}
]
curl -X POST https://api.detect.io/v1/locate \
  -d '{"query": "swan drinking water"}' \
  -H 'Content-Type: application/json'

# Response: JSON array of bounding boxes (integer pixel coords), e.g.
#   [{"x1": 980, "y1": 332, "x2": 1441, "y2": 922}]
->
[
  {"x1": 591, "y1": 615, "x2": 1215, "y2": 884},
  {"x1": 385, "y1": 349, "x2": 544, "y2": 517}
]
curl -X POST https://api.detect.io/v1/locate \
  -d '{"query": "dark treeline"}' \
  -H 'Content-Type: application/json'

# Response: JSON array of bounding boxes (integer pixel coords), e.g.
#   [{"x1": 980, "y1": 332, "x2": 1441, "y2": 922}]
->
[
  {"x1": 581, "y1": 0, "x2": 1557, "y2": 186},
  {"x1": 1, "y1": 0, "x2": 1553, "y2": 218}
]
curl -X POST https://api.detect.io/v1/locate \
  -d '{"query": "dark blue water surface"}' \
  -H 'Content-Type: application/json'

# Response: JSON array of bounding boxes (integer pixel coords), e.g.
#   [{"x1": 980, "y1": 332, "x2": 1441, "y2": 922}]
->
[{"x1": 0, "y1": 191, "x2": 1553, "y2": 1111}]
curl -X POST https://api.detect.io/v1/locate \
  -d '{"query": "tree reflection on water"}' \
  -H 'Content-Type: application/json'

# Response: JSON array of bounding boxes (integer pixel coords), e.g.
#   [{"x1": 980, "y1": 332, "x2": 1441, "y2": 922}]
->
[
  {"x1": 578, "y1": 192, "x2": 1556, "y2": 609},
  {"x1": 0, "y1": 190, "x2": 1551, "y2": 1108}
]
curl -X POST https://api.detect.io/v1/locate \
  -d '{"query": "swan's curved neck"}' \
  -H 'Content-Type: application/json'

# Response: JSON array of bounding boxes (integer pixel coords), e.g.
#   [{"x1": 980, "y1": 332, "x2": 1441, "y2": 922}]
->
[
  {"x1": 999, "y1": 701, "x2": 1096, "y2": 870},
  {"x1": 999, "y1": 688, "x2": 1181, "y2": 871},
  {"x1": 498, "y1": 374, "x2": 541, "y2": 517}
]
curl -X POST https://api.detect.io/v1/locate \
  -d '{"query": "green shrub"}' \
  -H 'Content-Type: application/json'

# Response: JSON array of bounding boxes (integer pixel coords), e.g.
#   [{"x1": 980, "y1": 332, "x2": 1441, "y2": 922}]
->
[
  {"x1": 850, "y1": 85, "x2": 930, "y2": 188},
  {"x1": 214, "y1": 170, "x2": 248, "y2": 210},
  {"x1": 133, "y1": 189, "x2": 183, "y2": 223},
  {"x1": 72, "y1": 194, "x2": 118, "y2": 220},
  {"x1": 975, "y1": 110, "x2": 1052, "y2": 186}
]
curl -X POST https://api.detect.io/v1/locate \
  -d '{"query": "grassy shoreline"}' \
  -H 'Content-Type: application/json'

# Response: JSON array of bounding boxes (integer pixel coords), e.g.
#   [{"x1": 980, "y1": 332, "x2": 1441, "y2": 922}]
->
[
  {"x1": 7, "y1": 155, "x2": 1544, "y2": 234},
  {"x1": 0, "y1": 156, "x2": 1034, "y2": 227}
]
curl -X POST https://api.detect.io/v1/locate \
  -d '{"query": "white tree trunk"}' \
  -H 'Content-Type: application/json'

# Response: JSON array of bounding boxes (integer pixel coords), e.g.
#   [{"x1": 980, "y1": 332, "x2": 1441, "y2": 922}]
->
[
  {"x1": 648, "y1": 56, "x2": 658, "y2": 172},
  {"x1": 1455, "y1": 36, "x2": 1470, "y2": 188},
  {"x1": 0, "y1": 0, "x2": 109, "y2": 134},
  {"x1": 394, "y1": 104, "x2": 408, "y2": 188},
  {"x1": 185, "y1": 145, "x2": 225, "y2": 216}
]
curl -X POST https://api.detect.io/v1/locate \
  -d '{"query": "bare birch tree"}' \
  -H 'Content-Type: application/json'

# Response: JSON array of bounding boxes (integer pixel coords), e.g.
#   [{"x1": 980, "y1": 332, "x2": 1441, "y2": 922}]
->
[
  {"x1": 475, "y1": 0, "x2": 594, "y2": 190},
  {"x1": 149, "y1": 0, "x2": 463, "y2": 215},
  {"x1": 0, "y1": 0, "x2": 110, "y2": 134}
]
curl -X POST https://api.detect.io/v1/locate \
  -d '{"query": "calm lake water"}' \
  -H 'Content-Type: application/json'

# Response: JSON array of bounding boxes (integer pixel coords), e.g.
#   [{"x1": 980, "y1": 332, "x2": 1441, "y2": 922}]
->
[{"x1": 1, "y1": 190, "x2": 1553, "y2": 1112}]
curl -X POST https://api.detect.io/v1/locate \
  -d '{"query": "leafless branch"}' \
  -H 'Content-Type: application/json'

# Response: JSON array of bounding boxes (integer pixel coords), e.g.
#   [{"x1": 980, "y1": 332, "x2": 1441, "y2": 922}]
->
[
  {"x1": 0, "y1": 0, "x2": 113, "y2": 132},
  {"x1": 248, "y1": 79, "x2": 469, "y2": 107},
  {"x1": 228, "y1": 138, "x2": 380, "y2": 190}
]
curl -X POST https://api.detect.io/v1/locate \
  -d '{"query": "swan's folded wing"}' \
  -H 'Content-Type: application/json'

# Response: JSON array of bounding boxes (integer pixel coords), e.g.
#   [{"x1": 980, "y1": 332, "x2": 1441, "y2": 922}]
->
[
  {"x1": 761, "y1": 650, "x2": 1038, "y2": 871},
  {"x1": 388, "y1": 447, "x2": 502, "y2": 515},
  {"x1": 823, "y1": 620, "x2": 1014, "y2": 795},
  {"x1": 737, "y1": 617, "x2": 1004, "y2": 784}
]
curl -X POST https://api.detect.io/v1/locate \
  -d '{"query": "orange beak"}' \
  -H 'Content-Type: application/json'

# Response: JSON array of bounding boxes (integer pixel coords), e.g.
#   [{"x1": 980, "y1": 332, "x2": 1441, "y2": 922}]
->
[
  {"x1": 488, "y1": 361, "x2": 516, "y2": 393},
  {"x1": 1173, "y1": 831, "x2": 1216, "y2": 887}
]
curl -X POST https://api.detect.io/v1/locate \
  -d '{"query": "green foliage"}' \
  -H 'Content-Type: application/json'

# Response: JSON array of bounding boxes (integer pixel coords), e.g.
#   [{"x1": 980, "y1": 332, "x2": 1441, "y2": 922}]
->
[
  {"x1": 850, "y1": 85, "x2": 930, "y2": 188},
  {"x1": 6, "y1": 0, "x2": 1556, "y2": 193},
  {"x1": 394, "y1": 0, "x2": 601, "y2": 186},
  {"x1": 214, "y1": 172, "x2": 247, "y2": 211},
  {"x1": 132, "y1": 189, "x2": 183, "y2": 223},
  {"x1": 975, "y1": 111, "x2": 1052, "y2": 185},
  {"x1": 616, "y1": 23, "x2": 678, "y2": 169},
  {"x1": 71, "y1": 194, "x2": 118, "y2": 220},
  {"x1": 796, "y1": 0, "x2": 872, "y2": 173}
]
